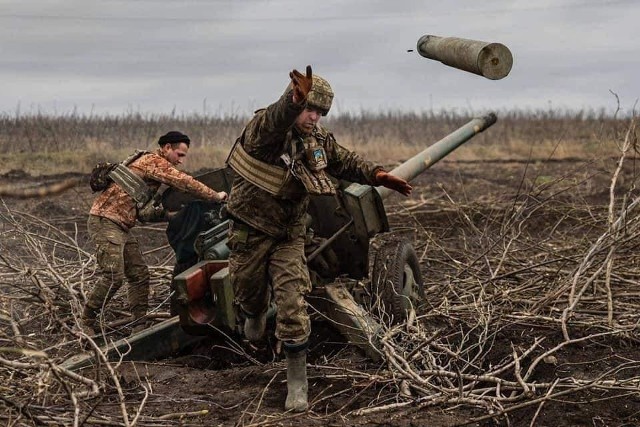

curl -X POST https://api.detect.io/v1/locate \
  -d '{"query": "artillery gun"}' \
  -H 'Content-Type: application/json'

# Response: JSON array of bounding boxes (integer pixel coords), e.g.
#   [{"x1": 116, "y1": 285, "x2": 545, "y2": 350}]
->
[
  {"x1": 62, "y1": 35, "x2": 509, "y2": 370},
  {"x1": 62, "y1": 114, "x2": 498, "y2": 372},
  {"x1": 167, "y1": 113, "x2": 497, "y2": 360}
]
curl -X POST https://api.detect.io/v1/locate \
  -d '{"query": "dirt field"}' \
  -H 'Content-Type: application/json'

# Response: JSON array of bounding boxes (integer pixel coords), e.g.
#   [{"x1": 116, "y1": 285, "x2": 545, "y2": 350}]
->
[{"x1": 1, "y1": 154, "x2": 640, "y2": 426}]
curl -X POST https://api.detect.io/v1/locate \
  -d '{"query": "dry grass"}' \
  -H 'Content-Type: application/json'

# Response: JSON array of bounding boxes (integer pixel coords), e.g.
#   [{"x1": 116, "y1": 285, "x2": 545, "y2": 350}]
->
[
  {"x1": 0, "y1": 111, "x2": 639, "y2": 425},
  {"x1": 0, "y1": 108, "x2": 635, "y2": 176},
  {"x1": 2, "y1": 125, "x2": 640, "y2": 425}
]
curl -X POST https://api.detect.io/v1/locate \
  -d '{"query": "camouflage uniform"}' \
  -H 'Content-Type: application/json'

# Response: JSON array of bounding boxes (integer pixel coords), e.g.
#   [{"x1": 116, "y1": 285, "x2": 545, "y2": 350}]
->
[
  {"x1": 84, "y1": 149, "x2": 218, "y2": 326},
  {"x1": 86, "y1": 215, "x2": 150, "y2": 320},
  {"x1": 227, "y1": 90, "x2": 382, "y2": 344}
]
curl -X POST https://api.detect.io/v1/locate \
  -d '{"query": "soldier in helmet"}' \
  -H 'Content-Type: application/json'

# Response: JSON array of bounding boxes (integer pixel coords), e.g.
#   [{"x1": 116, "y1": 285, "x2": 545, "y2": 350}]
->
[{"x1": 225, "y1": 66, "x2": 411, "y2": 412}]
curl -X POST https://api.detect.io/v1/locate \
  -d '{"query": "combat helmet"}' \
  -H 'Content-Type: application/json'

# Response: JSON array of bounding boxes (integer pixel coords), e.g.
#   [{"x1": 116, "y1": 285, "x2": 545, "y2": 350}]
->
[
  {"x1": 284, "y1": 72, "x2": 334, "y2": 116},
  {"x1": 306, "y1": 75, "x2": 333, "y2": 116}
]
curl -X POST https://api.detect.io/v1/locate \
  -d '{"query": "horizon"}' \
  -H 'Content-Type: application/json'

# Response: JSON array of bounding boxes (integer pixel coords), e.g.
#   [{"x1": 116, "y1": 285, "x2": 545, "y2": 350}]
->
[{"x1": 2, "y1": 102, "x2": 632, "y2": 120}]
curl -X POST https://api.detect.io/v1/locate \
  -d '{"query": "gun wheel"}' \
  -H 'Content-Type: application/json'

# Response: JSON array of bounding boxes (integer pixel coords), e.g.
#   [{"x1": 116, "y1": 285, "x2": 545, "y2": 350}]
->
[{"x1": 371, "y1": 239, "x2": 424, "y2": 325}]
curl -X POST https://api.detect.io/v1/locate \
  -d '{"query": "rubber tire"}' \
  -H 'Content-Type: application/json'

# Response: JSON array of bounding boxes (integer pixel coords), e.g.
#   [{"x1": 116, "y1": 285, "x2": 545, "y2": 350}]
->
[{"x1": 371, "y1": 240, "x2": 424, "y2": 324}]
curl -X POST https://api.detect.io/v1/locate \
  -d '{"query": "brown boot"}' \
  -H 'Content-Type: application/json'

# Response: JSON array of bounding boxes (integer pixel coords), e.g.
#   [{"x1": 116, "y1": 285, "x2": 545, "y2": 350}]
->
[{"x1": 284, "y1": 349, "x2": 308, "y2": 412}]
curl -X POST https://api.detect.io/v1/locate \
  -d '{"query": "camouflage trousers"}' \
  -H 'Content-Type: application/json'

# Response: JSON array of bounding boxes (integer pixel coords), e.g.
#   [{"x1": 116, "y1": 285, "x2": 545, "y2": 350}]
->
[
  {"x1": 228, "y1": 222, "x2": 312, "y2": 344},
  {"x1": 84, "y1": 215, "x2": 150, "y2": 324}
]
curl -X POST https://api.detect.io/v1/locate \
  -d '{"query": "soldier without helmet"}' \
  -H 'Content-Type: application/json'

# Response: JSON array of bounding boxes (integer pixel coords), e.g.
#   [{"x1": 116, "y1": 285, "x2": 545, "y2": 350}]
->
[{"x1": 82, "y1": 132, "x2": 227, "y2": 337}]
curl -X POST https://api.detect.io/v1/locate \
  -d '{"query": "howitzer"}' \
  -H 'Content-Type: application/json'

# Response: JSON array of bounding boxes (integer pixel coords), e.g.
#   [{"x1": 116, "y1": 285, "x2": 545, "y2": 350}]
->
[
  {"x1": 168, "y1": 113, "x2": 497, "y2": 361},
  {"x1": 60, "y1": 114, "x2": 498, "y2": 371}
]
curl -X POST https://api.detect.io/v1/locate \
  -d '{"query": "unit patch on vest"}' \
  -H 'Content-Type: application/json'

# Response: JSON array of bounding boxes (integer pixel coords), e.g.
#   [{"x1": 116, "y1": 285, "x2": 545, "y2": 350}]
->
[{"x1": 305, "y1": 146, "x2": 327, "y2": 171}]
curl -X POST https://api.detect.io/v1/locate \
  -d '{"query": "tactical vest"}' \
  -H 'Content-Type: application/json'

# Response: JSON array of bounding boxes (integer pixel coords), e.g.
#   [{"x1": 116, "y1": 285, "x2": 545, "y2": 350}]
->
[
  {"x1": 108, "y1": 150, "x2": 154, "y2": 205},
  {"x1": 226, "y1": 128, "x2": 336, "y2": 198},
  {"x1": 108, "y1": 150, "x2": 169, "y2": 222}
]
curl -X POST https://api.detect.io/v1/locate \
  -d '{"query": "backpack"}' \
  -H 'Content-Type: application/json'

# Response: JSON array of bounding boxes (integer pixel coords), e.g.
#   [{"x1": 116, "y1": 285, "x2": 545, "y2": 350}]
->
[
  {"x1": 88, "y1": 150, "x2": 167, "y2": 223},
  {"x1": 89, "y1": 162, "x2": 118, "y2": 192},
  {"x1": 88, "y1": 150, "x2": 149, "y2": 193}
]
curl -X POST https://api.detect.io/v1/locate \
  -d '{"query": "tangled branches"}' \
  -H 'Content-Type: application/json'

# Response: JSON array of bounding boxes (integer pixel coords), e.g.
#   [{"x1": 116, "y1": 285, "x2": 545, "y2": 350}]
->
[
  {"x1": 1, "y1": 120, "x2": 639, "y2": 426},
  {"x1": 0, "y1": 204, "x2": 173, "y2": 426},
  {"x1": 365, "y1": 120, "x2": 640, "y2": 424}
]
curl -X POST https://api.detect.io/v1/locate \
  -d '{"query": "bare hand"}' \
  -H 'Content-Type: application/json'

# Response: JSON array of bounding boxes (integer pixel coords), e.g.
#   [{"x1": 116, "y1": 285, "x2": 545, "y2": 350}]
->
[
  {"x1": 375, "y1": 171, "x2": 412, "y2": 196},
  {"x1": 216, "y1": 191, "x2": 228, "y2": 202},
  {"x1": 289, "y1": 65, "x2": 313, "y2": 104}
]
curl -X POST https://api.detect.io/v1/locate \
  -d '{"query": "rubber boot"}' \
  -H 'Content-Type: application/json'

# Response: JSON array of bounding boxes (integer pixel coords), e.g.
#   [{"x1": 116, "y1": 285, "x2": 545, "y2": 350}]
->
[
  {"x1": 244, "y1": 311, "x2": 267, "y2": 343},
  {"x1": 284, "y1": 349, "x2": 308, "y2": 412}
]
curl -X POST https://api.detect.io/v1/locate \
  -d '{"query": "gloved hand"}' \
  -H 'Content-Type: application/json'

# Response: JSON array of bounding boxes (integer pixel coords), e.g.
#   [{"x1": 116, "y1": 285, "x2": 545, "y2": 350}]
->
[
  {"x1": 289, "y1": 65, "x2": 313, "y2": 104},
  {"x1": 374, "y1": 170, "x2": 412, "y2": 196}
]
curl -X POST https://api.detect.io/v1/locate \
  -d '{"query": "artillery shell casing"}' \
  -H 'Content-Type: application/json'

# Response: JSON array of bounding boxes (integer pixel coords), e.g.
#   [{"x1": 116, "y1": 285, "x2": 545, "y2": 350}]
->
[{"x1": 417, "y1": 35, "x2": 513, "y2": 80}]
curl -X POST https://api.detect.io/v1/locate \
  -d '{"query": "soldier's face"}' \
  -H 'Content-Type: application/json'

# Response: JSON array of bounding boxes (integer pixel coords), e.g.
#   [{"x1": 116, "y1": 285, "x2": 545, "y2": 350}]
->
[
  {"x1": 162, "y1": 142, "x2": 189, "y2": 166},
  {"x1": 295, "y1": 107, "x2": 322, "y2": 135}
]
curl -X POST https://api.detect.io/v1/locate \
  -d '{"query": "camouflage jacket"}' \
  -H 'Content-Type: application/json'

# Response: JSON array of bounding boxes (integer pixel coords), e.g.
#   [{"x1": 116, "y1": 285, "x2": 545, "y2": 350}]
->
[
  {"x1": 227, "y1": 91, "x2": 382, "y2": 238},
  {"x1": 90, "y1": 149, "x2": 217, "y2": 230}
]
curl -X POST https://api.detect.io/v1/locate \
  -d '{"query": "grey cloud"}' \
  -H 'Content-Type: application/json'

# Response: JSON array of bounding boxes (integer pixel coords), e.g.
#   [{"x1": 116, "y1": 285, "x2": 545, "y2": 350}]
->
[{"x1": 1, "y1": 0, "x2": 638, "y2": 115}]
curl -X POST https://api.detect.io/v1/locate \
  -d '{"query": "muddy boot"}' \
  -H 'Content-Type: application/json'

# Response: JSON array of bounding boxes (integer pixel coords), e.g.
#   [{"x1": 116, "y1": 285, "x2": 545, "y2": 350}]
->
[
  {"x1": 244, "y1": 311, "x2": 267, "y2": 343},
  {"x1": 284, "y1": 346, "x2": 308, "y2": 412}
]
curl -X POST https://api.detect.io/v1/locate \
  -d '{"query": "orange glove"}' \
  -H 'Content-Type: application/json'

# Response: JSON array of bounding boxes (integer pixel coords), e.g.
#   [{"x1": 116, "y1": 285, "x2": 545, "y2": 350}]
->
[
  {"x1": 375, "y1": 170, "x2": 412, "y2": 196},
  {"x1": 289, "y1": 65, "x2": 313, "y2": 104}
]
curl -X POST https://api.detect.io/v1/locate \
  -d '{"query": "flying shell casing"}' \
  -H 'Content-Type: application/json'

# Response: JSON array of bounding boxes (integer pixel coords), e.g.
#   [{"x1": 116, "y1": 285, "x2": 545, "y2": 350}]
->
[{"x1": 417, "y1": 34, "x2": 513, "y2": 80}]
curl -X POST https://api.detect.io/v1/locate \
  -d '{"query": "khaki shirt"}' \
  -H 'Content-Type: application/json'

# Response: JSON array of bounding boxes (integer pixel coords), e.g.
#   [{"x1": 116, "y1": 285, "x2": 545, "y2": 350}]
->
[
  {"x1": 227, "y1": 91, "x2": 382, "y2": 238},
  {"x1": 90, "y1": 149, "x2": 216, "y2": 230}
]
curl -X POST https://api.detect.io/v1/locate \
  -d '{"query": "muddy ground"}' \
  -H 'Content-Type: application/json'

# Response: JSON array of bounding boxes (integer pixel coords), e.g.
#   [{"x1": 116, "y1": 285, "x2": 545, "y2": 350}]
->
[{"x1": 1, "y1": 156, "x2": 639, "y2": 426}]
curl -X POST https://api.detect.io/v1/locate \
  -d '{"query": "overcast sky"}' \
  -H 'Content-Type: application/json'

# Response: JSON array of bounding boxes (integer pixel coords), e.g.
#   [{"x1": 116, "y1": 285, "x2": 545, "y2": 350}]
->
[{"x1": 1, "y1": 0, "x2": 638, "y2": 117}]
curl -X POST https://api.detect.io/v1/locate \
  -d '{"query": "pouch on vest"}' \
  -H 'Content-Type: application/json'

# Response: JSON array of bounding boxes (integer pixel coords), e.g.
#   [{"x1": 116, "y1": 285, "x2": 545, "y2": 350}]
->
[
  {"x1": 137, "y1": 184, "x2": 169, "y2": 223},
  {"x1": 227, "y1": 220, "x2": 250, "y2": 250},
  {"x1": 291, "y1": 161, "x2": 336, "y2": 196},
  {"x1": 108, "y1": 164, "x2": 154, "y2": 206}
]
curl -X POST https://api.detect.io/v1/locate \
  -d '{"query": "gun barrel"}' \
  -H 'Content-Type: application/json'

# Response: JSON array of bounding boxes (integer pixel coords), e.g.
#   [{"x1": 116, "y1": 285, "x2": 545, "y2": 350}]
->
[
  {"x1": 417, "y1": 35, "x2": 513, "y2": 80},
  {"x1": 375, "y1": 113, "x2": 497, "y2": 200}
]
